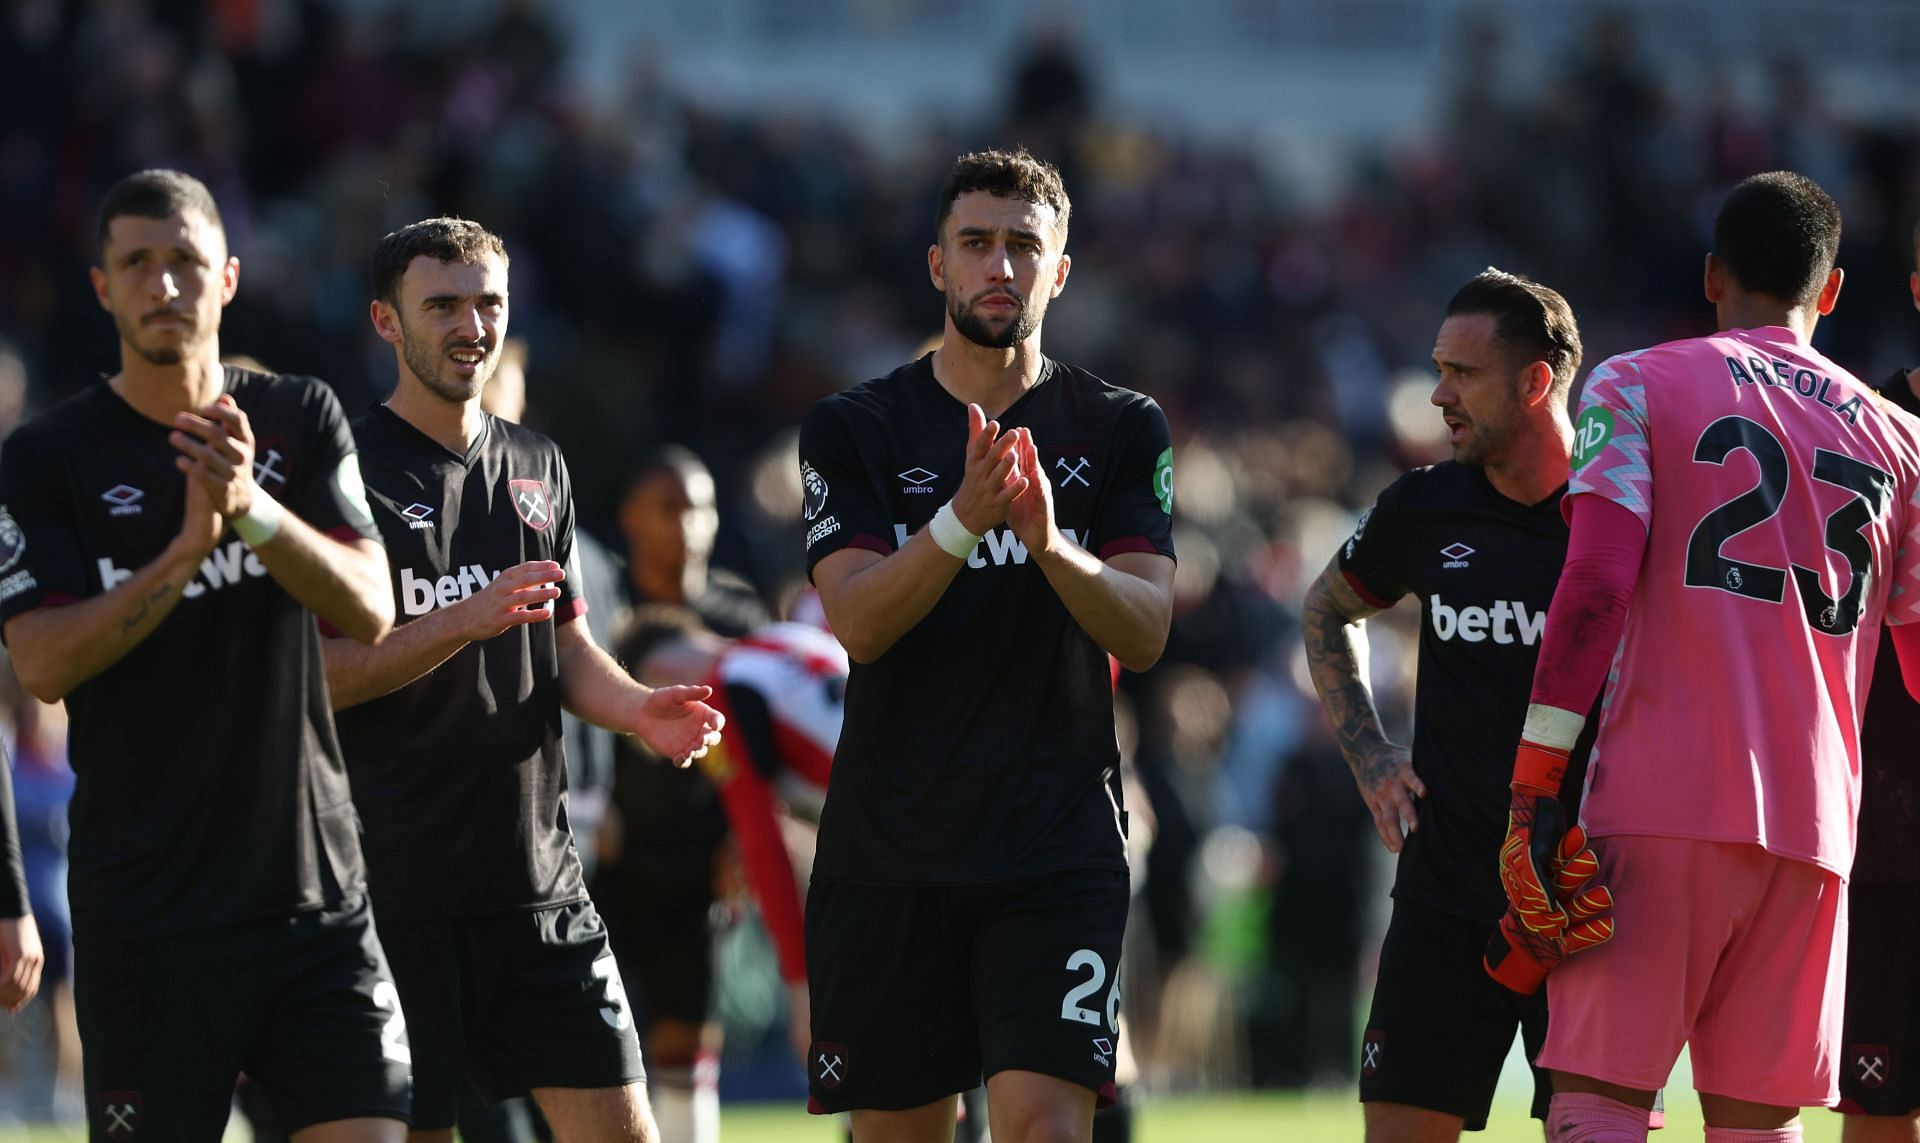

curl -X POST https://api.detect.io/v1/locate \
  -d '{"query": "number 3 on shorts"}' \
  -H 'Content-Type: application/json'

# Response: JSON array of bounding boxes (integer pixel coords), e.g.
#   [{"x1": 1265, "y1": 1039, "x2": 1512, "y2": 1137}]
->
[
  {"x1": 1060, "y1": 948, "x2": 1120, "y2": 1033},
  {"x1": 592, "y1": 954, "x2": 633, "y2": 1030}
]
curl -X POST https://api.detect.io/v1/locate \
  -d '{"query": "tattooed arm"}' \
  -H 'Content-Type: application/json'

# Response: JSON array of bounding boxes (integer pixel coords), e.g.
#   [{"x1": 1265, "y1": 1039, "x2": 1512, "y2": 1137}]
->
[{"x1": 1301, "y1": 553, "x2": 1427, "y2": 853}]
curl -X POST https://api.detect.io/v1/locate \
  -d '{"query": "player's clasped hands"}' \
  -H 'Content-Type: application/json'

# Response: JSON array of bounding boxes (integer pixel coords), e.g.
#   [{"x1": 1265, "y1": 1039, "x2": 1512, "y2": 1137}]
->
[
  {"x1": 458, "y1": 559, "x2": 566, "y2": 640},
  {"x1": 951, "y1": 402, "x2": 1029, "y2": 535},
  {"x1": 1004, "y1": 421, "x2": 1056, "y2": 553},
  {"x1": 170, "y1": 393, "x2": 260, "y2": 518},
  {"x1": 633, "y1": 684, "x2": 726, "y2": 769}
]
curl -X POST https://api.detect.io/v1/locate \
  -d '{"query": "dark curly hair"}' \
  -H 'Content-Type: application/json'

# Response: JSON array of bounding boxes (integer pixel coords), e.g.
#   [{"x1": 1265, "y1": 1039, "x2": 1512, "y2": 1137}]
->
[{"x1": 933, "y1": 148, "x2": 1071, "y2": 244}]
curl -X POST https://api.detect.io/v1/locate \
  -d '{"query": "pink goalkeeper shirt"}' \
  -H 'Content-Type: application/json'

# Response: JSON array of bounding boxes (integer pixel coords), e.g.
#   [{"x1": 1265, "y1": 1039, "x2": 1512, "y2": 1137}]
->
[{"x1": 1569, "y1": 325, "x2": 1920, "y2": 875}]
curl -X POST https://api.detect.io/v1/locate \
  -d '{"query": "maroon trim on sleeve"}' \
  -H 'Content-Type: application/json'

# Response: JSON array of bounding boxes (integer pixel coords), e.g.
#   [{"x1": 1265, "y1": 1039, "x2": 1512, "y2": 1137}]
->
[
  {"x1": 316, "y1": 617, "x2": 344, "y2": 638},
  {"x1": 555, "y1": 597, "x2": 589, "y2": 626},
  {"x1": 846, "y1": 533, "x2": 895, "y2": 556},
  {"x1": 38, "y1": 593, "x2": 78, "y2": 608},
  {"x1": 1097, "y1": 536, "x2": 1159, "y2": 560},
  {"x1": 1341, "y1": 570, "x2": 1396, "y2": 611},
  {"x1": 326, "y1": 523, "x2": 369, "y2": 543}
]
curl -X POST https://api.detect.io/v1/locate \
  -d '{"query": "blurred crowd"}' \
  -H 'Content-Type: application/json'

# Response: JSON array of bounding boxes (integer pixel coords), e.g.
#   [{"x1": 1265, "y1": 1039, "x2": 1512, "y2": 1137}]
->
[{"x1": 6, "y1": 0, "x2": 1920, "y2": 1119}]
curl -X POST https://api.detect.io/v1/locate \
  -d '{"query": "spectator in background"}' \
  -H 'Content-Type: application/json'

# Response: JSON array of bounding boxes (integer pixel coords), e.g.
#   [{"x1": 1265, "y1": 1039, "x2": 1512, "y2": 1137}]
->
[
  {"x1": 617, "y1": 446, "x2": 770, "y2": 638},
  {"x1": 598, "y1": 446, "x2": 771, "y2": 1143}
]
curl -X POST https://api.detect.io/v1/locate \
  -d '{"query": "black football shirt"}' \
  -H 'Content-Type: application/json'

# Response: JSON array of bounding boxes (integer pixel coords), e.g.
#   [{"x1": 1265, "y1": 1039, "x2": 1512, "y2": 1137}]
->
[
  {"x1": 1338, "y1": 461, "x2": 1592, "y2": 924},
  {"x1": 1853, "y1": 370, "x2": 1920, "y2": 885},
  {"x1": 799, "y1": 353, "x2": 1175, "y2": 884},
  {"x1": 0, "y1": 366, "x2": 381, "y2": 937},
  {"x1": 333, "y1": 406, "x2": 588, "y2": 919}
]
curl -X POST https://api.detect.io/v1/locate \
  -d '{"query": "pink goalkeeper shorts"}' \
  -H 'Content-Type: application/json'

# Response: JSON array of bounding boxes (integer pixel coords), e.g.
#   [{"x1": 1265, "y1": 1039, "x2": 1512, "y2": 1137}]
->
[{"x1": 1535, "y1": 834, "x2": 1847, "y2": 1109}]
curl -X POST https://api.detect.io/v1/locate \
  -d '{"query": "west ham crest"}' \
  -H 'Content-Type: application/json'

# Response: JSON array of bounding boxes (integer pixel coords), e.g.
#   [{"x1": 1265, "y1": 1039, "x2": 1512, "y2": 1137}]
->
[{"x1": 509, "y1": 478, "x2": 552, "y2": 531}]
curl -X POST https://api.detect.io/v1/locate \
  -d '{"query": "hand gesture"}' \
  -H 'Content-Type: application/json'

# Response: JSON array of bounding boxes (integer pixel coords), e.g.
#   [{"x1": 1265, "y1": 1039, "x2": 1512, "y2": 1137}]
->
[
  {"x1": 1005, "y1": 427, "x2": 1057, "y2": 554},
  {"x1": 0, "y1": 915, "x2": 44, "y2": 1013},
  {"x1": 950, "y1": 403, "x2": 1026, "y2": 535},
  {"x1": 456, "y1": 560, "x2": 565, "y2": 641},
  {"x1": 176, "y1": 454, "x2": 225, "y2": 557},
  {"x1": 633, "y1": 684, "x2": 725, "y2": 767},
  {"x1": 1352, "y1": 743, "x2": 1425, "y2": 854},
  {"x1": 171, "y1": 394, "x2": 260, "y2": 518}
]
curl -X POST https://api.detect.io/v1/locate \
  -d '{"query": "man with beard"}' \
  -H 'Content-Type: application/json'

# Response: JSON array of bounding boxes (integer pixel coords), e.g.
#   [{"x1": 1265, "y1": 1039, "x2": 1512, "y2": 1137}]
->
[
  {"x1": 797, "y1": 149, "x2": 1176, "y2": 1142},
  {"x1": 0, "y1": 169, "x2": 408, "y2": 1140},
  {"x1": 324, "y1": 218, "x2": 726, "y2": 1143},
  {"x1": 1301, "y1": 269, "x2": 1616, "y2": 1140}
]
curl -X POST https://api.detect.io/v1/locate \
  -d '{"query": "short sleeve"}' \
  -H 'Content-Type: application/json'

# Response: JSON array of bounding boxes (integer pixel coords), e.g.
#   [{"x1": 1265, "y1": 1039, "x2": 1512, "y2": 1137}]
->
[
  {"x1": 1567, "y1": 354, "x2": 1654, "y2": 530},
  {"x1": 293, "y1": 380, "x2": 382, "y2": 545},
  {"x1": 798, "y1": 401, "x2": 893, "y2": 577},
  {"x1": 1092, "y1": 397, "x2": 1177, "y2": 562},
  {"x1": 0, "y1": 424, "x2": 90, "y2": 625},
  {"x1": 1336, "y1": 475, "x2": 1412, "y2": 608},
  {"x1": 550, "y1": 451, "x2": 586, "y2": 625}
]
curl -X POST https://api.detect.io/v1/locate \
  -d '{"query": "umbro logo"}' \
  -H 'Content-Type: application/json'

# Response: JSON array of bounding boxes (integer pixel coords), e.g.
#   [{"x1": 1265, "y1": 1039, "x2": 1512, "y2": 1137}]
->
[
  {"x1": 899, "y1": 466, "x2": 939, "y2": 493},
  {"x1": 399, "y1": 503, "x2": 435, "y2": 531},
  {"x1": 1441, "y1": 542, "x2": 1474, "y2": 569},
  {"x1": 102, "y1": 485, "x2": 144, "y2": 516},
  {"x1": 1092, "y1": 1036, "x2": 1113, "y2": 1068}
]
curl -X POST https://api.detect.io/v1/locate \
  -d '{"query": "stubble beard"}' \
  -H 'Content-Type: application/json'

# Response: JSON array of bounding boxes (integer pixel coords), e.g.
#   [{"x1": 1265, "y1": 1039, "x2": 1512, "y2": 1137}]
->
[
  {"x1": 1455, "y1": 409, "x2": 1518, "y2": 469},
  {"x1": 948, "y1": 288, "x2": 1043, "y2": 350},
  {"x1": 400, "y1": 321, "x2": 493, "y2": 405},
  {"x1": 117, "y1": 311, "x2": 199, "y2": 366}
]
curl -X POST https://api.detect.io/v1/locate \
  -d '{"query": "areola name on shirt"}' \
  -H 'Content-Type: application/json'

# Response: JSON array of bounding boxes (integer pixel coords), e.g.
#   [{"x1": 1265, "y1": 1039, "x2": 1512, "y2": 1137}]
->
[{"x1": 1725, "y1": 353, "x2": 1866, "y2": 425}]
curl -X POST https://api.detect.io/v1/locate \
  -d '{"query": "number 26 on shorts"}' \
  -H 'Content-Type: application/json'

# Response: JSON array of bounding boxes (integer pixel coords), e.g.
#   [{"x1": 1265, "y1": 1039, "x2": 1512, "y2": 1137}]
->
[{"x1": 1060, "y1": 948, "x2": 1121, "y2": 1033}]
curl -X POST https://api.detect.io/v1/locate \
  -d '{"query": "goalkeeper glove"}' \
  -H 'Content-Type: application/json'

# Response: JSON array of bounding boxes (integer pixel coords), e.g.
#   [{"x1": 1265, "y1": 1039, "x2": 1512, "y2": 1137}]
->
[
  {"x1": 1498, "y1": 739, "x2": 1575, "y2": 939},
  {"x1": 1485, "y1": 823, "x2": 1614, "y2": 994}
]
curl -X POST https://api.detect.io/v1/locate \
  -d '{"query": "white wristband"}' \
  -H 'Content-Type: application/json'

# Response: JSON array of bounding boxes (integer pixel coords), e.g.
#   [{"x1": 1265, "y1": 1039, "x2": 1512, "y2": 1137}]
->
[
  {"x1": 231, "y1": 490, "x2": 286, "y2": 547},
  {"x1": 926, "y1": 500, "x2": 981, "y2": 560}
]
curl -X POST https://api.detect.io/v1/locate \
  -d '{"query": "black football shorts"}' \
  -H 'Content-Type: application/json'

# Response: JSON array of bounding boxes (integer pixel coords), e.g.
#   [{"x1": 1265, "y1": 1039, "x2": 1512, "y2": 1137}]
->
[
  {"x1": 805, "y1": 868, "x2": 1129, "y2": 1114},
  {"x1": 376, "y1": 898, "x2": 645, "y2": 1129},
  {"x1": 1360, "y1": 896, "x2": 1550, "y2": 1130},
  {"x1": 1838, "y1": 881, "x2": 1920, "y2": 1116},
  {"x1": 75, "y1": 894, "x2": 412, "y2": 1141}
]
